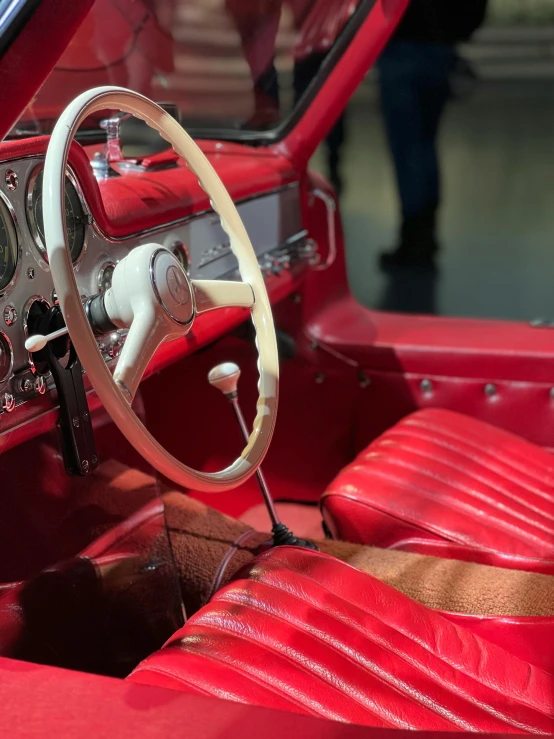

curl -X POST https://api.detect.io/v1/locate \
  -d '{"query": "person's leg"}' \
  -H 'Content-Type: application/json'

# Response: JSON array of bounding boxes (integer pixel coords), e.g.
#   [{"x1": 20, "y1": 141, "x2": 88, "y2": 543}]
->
[
  {"x1": 378, "y1": 41, "x2": 452, "y2": 270},
  {"x1": 326, "y1": 109, "x2": 346, "y2": 196},
  {"x1": 227, "y1": 1, "x2": 282, "y2": 128},
  {"x1": 255, "y1": 62, "x2": 280, "y2": 113},
  {"x1": 416, "y1": 43, "x2": 455, "y2": 237},
  {"x1": 292, "y1": 54, "x2": 322, "y2": 103},
  {"x1": 378, "y1": 42, "x2": 425, "y2": 221}
]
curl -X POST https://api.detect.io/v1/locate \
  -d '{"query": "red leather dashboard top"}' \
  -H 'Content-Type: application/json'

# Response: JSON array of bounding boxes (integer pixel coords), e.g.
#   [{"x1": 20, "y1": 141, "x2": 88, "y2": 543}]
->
[{"x1": 0, "y1": 137, "x2": 298, "y2": 239}]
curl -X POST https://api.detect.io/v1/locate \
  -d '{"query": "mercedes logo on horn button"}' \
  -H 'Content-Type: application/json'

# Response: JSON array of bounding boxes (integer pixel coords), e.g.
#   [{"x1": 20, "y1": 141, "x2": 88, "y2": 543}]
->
[{"x1": 166, "y1": 265, "x2": 189, "y2": 305}]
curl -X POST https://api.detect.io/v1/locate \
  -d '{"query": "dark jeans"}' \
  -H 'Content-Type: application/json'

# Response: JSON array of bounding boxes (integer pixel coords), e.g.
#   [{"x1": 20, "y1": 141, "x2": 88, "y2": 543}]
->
[
  {"x1": 254, "y1": 53, "x2": 346, "y2": 171},
  {"x1": 378, "y1": 41, "x2": 455, "y2": 219}
]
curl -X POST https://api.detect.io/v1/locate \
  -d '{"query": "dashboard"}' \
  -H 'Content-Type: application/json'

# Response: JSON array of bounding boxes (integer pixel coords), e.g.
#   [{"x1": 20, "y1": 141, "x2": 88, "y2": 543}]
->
[{"x1": 0, "y1": 150, "x2": 310, "y2": 426}]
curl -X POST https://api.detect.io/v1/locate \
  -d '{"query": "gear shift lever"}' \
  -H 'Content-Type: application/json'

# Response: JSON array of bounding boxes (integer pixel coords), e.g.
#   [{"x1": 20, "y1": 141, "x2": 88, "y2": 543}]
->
[{"x1": 208, "y1": 362, "x2": 317, "y2": 550}]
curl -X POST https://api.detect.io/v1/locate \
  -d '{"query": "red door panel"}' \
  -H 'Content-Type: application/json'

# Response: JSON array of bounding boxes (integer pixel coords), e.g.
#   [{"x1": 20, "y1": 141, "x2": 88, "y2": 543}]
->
[{"x1": 295, "y1": 174, "x2": 554, "y2": 449}]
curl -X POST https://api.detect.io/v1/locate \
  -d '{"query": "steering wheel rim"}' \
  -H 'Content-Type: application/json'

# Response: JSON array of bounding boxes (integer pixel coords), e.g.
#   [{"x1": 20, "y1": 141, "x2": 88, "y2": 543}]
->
[{"x1": 42, "y1": 86, "x2": 279, "y2": 493}]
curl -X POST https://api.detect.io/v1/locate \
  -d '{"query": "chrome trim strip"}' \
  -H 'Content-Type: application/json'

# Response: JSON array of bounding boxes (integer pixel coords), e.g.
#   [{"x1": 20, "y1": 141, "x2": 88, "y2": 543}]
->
[
  {"x1": 0, "y1": 152, "x2": 43, "y2": 166},
  {"x1": 281, "y1": 230, "x2": 308, "y2": 247},
  {"x1": 311, "y1": 188, "x2": 337, "y2": 271}
]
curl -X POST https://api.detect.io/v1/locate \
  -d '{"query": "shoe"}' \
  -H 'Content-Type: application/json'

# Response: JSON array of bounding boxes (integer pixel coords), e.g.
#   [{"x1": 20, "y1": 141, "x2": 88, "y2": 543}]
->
[
  {"x1": 379, "y1": 244, "x2": 437, "y2": 272},
  {"x1": 329, "y1": 162, "x2": 343, "y2": 197},
  {"x1": 379, "y1": 208, "x2": 439, "y2": 272},
  {"x1": 328, "y1": 150, "x2": 344, "y2": 198},
  {"x1": 330, "y1": 170, "x2": 343, "y2": 198}
]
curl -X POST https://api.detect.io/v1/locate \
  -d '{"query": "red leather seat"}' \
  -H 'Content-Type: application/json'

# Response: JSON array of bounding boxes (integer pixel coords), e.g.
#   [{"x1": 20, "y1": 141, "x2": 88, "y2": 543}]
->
[
  {"x1": 129, "y1": 547, "x2": 554, "y2": 732},
  {"x1": 321, "y1": 409, "x2": 554, "y2": 573}
]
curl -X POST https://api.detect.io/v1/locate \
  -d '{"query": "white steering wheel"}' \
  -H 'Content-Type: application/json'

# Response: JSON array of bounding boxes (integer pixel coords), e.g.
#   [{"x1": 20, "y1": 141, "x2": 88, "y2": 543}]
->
[{"x1": 42, "y1": 87, "x2": 279, "y2": 492}]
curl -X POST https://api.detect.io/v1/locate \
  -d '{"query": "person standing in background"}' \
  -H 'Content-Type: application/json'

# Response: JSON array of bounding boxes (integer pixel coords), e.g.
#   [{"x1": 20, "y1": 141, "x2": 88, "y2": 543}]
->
[
  {"x1": 226, "y1": 0, "x2": 356, "y2": 194},
  {"x1": 292, "y1": 0, "x2": 358, "y2": 196},
  {"x1": 225, "y1": 0, "x2": 283, "y2": 127},
  {"x1": 378, "y1": 0, "x2": 488, "y2": 271}
]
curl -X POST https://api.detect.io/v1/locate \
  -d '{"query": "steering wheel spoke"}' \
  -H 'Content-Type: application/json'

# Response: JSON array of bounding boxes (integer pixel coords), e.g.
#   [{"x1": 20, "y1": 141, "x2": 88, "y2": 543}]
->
[
  {"x1": 192, "y1": 279, "x2": 254, "y2": 315},
  {"x1": 113, "y1": 309, "x2": 173, "y2": 402}
]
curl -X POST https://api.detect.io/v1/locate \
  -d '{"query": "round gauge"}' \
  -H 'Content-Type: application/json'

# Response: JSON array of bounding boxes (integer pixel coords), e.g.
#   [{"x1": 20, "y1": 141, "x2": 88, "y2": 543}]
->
[
  {"x1": 0, "y1": 332, "x2": 13, "y2": 383},
  {"x1": 27, "y1": 167, "x2": 87, "y2": 263},
  {"x1": 0, "y1": 196, "x2": 18, "y2": 294}
]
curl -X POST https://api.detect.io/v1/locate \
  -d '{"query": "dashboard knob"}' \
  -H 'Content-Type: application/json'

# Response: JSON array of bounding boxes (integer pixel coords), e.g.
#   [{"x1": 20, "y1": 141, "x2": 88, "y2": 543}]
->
[
  {"x1": 3, "y1": 305, "x2": 17, "y2": 326},
  {"x1": 35, "y1": 375, "x2": 47, "y2": 395},
  {"x1": 108, "y1": 332, "x2": 125, "y2": 359},
  {"x1": 259, "y1": 255, "x2": 273, "y2": 278},
  {"x1": 17, "y1": 377, "x2": 33, "y2": 393},
  {"x1": 1, "y1": 392, "x2": 15, "y2": 413}
]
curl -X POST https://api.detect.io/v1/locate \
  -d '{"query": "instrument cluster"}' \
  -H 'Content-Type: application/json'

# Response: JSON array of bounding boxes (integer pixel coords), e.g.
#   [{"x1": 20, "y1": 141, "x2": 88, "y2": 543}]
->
[{"x1": 0, "y1": 155, "x2": 305, "y2": 417}]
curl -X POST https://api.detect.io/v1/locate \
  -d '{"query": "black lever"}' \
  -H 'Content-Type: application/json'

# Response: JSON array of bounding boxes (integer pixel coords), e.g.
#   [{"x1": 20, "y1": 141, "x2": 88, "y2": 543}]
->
[
  {"x1": 29, "y1": 306, "x2": 98, "y2": 477},
  {"x1": 208, "y1": 362, "x2": 317, "y2": 551}
]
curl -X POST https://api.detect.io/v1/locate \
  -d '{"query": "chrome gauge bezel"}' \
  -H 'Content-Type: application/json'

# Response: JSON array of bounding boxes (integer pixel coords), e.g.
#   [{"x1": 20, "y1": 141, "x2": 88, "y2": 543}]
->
[
  {"x1": 26, "y1": 163, "x2": 90, "y2": 268},
  {"x1": 0, "y1": 189, "x2": 22, "y2": 300},
  {"x1": 97, "y1": 261, "x2": 116, "y2": 293},
  {"x1": 0, "y1": 330, "x2": 14, "y2": 386}
]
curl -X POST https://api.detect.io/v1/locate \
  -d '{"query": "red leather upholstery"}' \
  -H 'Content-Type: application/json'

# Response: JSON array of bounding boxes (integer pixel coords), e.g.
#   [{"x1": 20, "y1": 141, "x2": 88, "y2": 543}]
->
[
  {"x1": 307, "y1": 295, "x2": 554, "y2": 384},
  {"x1": 305, "y1": 295, "x2": 554, "y2": 449},
  {"x1": 322, "y1": 408, "x2": 554, "y2": 573},
  {"x1": 441, "y1": 613, "x2": 554, "y2": 674},
  {"x1": 130, "y1": 547, "x2": 554, "y2": 733}
]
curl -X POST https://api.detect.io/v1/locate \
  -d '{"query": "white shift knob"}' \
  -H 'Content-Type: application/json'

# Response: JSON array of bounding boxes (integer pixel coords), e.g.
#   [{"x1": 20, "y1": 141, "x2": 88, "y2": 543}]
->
[{"x1": 208, "y1": 362, "x2": 241, "y2": 397}]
